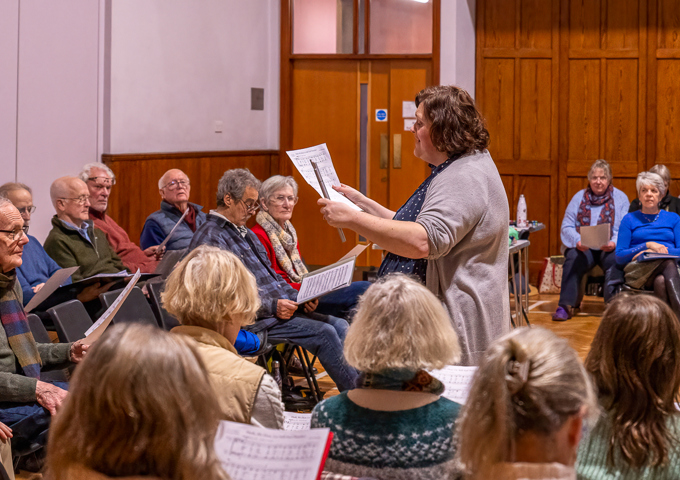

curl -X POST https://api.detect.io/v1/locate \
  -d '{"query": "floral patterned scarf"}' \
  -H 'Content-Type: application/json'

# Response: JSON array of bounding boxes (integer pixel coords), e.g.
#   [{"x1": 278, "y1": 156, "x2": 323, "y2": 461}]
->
[
  {"x1": 255, "y1": 210, "x2": 308, "y2": 283},
  {"x1": 576, "y1": 184, "x2": 615, "y2": 233},
  {"x1": 358, "y1": 368, "x2": 444, "y2": 394}
]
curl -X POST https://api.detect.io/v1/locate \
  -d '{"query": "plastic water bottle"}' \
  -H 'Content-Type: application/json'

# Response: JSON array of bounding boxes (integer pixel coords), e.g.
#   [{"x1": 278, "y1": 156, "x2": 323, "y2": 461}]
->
[
  {"x1": 271, "y1": 360, "x2": 283, "y2": 389},
  {"x1": 517, "y1": 194, "x2": 528, "y2": 228}
]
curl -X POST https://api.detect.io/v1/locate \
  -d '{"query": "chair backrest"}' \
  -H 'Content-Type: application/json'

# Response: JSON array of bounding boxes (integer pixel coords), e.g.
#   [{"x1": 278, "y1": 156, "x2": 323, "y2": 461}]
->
[
  {"x1": 47, "y1": 299, "x2": 94, "y2": 343},
  {"x1": 27, "y1": 313, "x2": 52, "y2": 344},
  {"x1": 26, "y1": 313, "x2": 69, "y2": 382},
  {"x1": 154, "y1": 248, "x2": 187, "y2": 279},
  {"x1": 146, "y1": 281, "x2": 180, "y2": 331},
  {"x1": 99, "y1": 286, "x2": 159, "y2": 327}
]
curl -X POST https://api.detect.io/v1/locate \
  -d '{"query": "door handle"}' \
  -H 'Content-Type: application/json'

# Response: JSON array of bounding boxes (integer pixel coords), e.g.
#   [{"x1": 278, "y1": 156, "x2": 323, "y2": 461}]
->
[
  {"x1": 380, "y1": 134, "x2": 388, "y2": 169},
  {"x1": 393, "y1": 134, "x2": 402, "y2": 169}
]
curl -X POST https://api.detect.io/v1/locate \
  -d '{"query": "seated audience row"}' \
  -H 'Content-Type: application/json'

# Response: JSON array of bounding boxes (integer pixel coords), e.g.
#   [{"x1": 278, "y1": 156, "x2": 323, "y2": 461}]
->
[{"x1": 555, "y1": 159, "x2": 680, "y2": 320}]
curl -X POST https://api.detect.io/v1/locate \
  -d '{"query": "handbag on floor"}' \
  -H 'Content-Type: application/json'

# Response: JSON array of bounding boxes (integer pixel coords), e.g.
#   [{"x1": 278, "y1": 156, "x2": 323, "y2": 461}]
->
[{"x1": 538, "y1": 256, "x2": 564, "y2": 294}]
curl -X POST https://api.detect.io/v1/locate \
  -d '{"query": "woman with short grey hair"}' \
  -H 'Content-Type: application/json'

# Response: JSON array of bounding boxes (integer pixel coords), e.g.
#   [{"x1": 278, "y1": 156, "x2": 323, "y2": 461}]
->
[
  {"x1": 553, "y1": 159, "x2": 630, "y2": 321},
  {"x1": 252, "y1": 175, "x2": 370, "y2": 320},
  {"x1": 629, "y1": 164, "x2": 680, "y2": 214},
  {"x1": 615, "y1": 171, "x2": 680, "y2": 317}
]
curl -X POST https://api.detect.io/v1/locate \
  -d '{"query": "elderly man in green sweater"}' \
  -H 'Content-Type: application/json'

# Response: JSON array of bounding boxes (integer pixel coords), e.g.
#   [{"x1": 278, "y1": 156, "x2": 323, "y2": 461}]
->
[
  {"x1": 0, "y1": 197, "x2": 88, "y2": 468},
  {"x1": 44, "y1": 177, "x2": 129, "y2": 282}
]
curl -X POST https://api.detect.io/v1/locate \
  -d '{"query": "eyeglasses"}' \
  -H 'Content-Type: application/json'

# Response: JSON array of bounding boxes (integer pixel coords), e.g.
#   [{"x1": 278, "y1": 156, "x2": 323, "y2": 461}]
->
[
  {"x1": 60, "y1": 195, "x2": 90, "y2": 206},
  {"x1": 239, "y1": 199, "x2": 260, "y2": 213},
  {"x1": 269, "y1": 195, "x2": 298, "y2": 206},
  {"x1": 17, "y1": 206, "x2": 36, "y2": 215},
  {"x1": 0, "y1": 225, "x2": 29, "y2": 241},
  {"x1": 162, "y1": 180, "x2": 190, "y2": 191}
]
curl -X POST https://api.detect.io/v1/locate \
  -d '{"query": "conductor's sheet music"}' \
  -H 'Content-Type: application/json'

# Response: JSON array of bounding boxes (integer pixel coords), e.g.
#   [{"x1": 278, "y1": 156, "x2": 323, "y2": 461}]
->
[{"x1": 286, "y1": 143, "x2": 361, "y2": 211}]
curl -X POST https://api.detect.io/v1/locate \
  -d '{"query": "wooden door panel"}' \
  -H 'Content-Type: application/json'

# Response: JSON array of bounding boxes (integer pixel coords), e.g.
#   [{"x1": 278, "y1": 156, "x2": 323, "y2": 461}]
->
[
  {"x1": 569, "y1": 0, "x2": 600, "y2": 50},
  {"x1": 483, "y1": 0, "x2": 516, "y2": 48},
  {"x1": 519, "y1": 59, "x2": 552, "y2": 160},
  {"x1": 603, "y1": 0, "x2": 640, "y2": 50},
  {"x1": 290, "y1": 60, "x2": 359, "y2": 266},
  {"x1": 658, "y1": 0, "x2": 680, "y2": 49},
  {"x1": 604, "y1": 59, "x2": 639, "y2": 164},
  {"x1": 387, "y1": 60, "x2": 431, "y2": 210},
  {"x1": 519, "y1": 0, "x2": 553, "y2": 49},
  {"x1": 518, "y1": 176, "x2": 551, "y2": 267},
  {"x1": 656, "y1": 60, "x2": 680, "y2": 164},
  {"x1": 567, "y1": 60, "x2": 601, "y2": 161},
  {"x1": 480, "y1": 58, "x2": 515, "y2": 161}
]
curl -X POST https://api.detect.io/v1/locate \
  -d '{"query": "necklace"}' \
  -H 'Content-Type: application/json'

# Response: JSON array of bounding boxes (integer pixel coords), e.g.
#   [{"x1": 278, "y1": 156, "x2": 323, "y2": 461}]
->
[{"x1": 641, "y1": 211, "x2": 660, "y2": 223}]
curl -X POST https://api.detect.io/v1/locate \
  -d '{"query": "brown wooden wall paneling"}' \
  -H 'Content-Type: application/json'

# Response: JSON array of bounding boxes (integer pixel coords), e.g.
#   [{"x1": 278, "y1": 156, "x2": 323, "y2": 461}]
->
[
  {"x1": 476, "y1": 0, "x2": 680, "y2": 283},
  {"x1": 102, "y1": 151, "x2": 279, "y2": 244}
]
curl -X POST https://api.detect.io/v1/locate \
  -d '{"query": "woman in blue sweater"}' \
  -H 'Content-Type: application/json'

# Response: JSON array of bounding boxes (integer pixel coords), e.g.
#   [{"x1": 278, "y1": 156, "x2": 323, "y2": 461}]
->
[{"x1": 616, "y1": 171, "x2": 680, "y2": 316}]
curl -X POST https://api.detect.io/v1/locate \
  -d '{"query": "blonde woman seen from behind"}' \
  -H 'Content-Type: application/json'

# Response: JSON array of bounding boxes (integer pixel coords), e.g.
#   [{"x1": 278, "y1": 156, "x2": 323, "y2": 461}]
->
[
  {"x1": 311, "y1": 274, "x2": 462, "y2": 480},
  {"x1": 457, "y1": 327, "x2": 597, "y2": 480},
  {"x1": 46, "y1": 323, "x2": 229, "y2": 480},
  {"x1": 163, "y1": 245, "x2": 284, "y2": 429}
]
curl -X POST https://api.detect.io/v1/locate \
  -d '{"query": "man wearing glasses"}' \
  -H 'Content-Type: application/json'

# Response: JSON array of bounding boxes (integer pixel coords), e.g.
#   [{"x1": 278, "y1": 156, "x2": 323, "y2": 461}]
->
[
  {"x1": 78, "y1": 163, "x2": 162, "y2": 273},
  {"x1": 140, "y1": 169, "x2": 206, "y2": 251},
  {"x1": 0, "y1": 183, "x2": 73, "y2": 307},
  {"x1": 44, "y1": 177, "x2": 128, "y2": 282}
]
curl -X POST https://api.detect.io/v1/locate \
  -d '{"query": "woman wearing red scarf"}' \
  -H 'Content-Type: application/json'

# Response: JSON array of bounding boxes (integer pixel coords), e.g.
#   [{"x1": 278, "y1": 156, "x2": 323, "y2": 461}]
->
[{"x1": 553, "y1": 159, "x2": 630, "y2": 321}]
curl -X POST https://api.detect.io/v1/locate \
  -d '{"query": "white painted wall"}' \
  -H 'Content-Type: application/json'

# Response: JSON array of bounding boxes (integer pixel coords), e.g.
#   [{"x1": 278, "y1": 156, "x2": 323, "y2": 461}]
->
[
  {"x1": 440, "y1": 0, "x2": 476, "y2": 98},
  {"x1": 0, "y1": 0, "x2": 102, "y2": 243},
  {"x1": 109, "y1": 0, "x2": 280, "y2": 154}
]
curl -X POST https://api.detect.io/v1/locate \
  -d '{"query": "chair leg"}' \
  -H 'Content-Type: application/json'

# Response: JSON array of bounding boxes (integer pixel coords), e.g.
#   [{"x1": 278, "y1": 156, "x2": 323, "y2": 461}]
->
[{"x1": 295, "y1": 346, "x2": 322, "y2": 403}]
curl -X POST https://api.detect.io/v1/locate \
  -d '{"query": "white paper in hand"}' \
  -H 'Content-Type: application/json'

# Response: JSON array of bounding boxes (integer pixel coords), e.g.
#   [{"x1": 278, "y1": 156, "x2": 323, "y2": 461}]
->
[
  {"x1": 429, "y1": 365, "x2": 478, "y2": 405},
  {"x1": 286, "y1": 143, "x2": 361, "y2": 211},
  {"x1": 24, "y1": 266, "x2": 79, "y2": 312},
  {"x1": 82, "y1": 270, "x2": 142, "y2": 345}
]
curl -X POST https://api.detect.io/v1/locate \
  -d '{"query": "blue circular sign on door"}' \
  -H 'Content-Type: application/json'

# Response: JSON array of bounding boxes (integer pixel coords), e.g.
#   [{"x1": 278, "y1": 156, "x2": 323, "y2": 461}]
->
[{"x1": 375, "y1": 109, "x2": 388, "y2": 122}]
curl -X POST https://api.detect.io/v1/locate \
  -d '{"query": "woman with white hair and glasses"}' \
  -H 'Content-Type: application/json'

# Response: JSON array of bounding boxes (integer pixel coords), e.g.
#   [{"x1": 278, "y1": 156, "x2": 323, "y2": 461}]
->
[
  {"x1": 457, "y1": 327, "x2": 597, "y2": 480},
  {"x1": 629, "y1": 164, "x2": 680, "y2": 214},
  {"x1": 252, "y1": 175, "x2": 370, "y2": 319},
  {"x1": 311, "y1": 274, "x2": 462, "y2": 480},
  {"x1": 553, "y1": 159, "x2": 630, "y2": 321},
  {"x1": 615, "y1": 171, "x2": 680, "y2": 317}
]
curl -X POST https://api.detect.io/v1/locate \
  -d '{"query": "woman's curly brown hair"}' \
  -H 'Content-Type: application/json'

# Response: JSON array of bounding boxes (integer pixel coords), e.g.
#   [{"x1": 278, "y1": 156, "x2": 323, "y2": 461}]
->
[{"x1": 415, "y1": 85, "x2": 490, "y2": 158}]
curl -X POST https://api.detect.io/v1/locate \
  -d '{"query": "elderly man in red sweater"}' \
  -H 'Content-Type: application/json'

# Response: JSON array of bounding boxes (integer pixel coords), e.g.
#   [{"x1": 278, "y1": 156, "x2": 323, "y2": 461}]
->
[{"x1": 78, "y1": 163, "x2": 162, "y2": 273}]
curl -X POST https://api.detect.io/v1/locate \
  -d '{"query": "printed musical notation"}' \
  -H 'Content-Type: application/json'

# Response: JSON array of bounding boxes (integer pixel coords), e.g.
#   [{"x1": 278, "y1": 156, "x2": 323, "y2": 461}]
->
[
  {"x1": 286, "y1": 144, "x2": 361, "y2": 211},
  {"x1": 283, "y1": 412, "x2": 312, "y2": 431},
  {"x1": 429, "y1": 365, "x2": 478, "y2": 405}
]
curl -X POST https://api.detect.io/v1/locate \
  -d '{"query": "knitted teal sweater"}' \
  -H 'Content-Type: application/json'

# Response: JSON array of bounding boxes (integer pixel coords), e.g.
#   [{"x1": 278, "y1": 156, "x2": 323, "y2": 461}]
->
[
  {"x1": 577, "y1": 413, "x2": 680, "y2": 479},
  {"x1": 311, "y1": 392, "x2": 461, "y2": 480}
]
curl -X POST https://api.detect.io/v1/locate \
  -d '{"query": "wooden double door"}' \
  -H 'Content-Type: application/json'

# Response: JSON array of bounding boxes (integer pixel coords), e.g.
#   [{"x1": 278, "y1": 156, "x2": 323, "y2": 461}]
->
[{"x1": 287, "y1": 59, "x2": 433, "y2": 267}]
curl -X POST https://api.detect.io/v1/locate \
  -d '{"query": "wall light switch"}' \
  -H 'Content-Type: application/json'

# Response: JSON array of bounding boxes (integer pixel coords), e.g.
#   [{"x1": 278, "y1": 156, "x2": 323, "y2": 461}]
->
[
  {"x1": 214, "y1": 120, "x2": 223, "y2": 133},
  {"x1": 251, "y1": 88, "x2": 264, "y2": 110}
]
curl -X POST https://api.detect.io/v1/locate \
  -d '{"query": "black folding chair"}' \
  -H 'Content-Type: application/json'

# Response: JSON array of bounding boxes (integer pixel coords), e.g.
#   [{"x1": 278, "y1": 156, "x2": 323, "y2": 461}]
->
[
  {"x1": 47, "y1": 299, "x2": 93, "y2": 342},
  {"x1": 146, "y1": 281, "x2": 180, "y2": 330},
  {"x1": 26, "y1": 314, "x2": 68, "y2": 383},
  {"x1": 262, "y1": 338, "x2": 323, "y2": 407},
  {"x1": 99, "y1": 287, "x2": 158, "y2": 327}
]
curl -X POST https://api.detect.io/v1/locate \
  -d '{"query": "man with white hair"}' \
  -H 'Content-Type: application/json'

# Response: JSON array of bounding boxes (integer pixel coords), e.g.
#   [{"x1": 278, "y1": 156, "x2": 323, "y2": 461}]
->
[
  {"x1": 79, "y1": 163, "x2": 161, "y2": 273},
  {"x1": 140, "y1": 169, "x2": 206, "y2": 251},
  {"x1": 0, "y1": 197, "x2": 87, "y2": 469},
  {"x1": 44, "y1": 177, "x2": 127, "y2": 281}
]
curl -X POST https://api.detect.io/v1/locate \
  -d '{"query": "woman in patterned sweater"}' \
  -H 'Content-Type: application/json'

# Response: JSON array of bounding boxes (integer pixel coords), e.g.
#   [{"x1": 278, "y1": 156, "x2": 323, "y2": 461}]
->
[
  {"x1": 577, "y1": 294, "x2": 680, "y2": 479},
  {"x1": 311, "y1": 274, "x2": 462, "y2": 480}
]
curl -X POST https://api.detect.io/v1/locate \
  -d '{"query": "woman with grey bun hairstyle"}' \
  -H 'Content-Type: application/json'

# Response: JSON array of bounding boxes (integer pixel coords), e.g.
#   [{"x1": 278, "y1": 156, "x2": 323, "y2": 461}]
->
[
  {"x1": 456, "y1": 327, "x2": 597, "y2": 480},
  {"x1": 629, "y1": 164, "x2": 680, "y2": 214}
]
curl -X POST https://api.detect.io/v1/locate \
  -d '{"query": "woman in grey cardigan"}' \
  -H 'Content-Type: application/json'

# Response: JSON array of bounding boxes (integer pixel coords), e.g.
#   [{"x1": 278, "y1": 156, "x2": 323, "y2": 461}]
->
[{"x1": 318, "y1": 85, "x2": 510, "y2": 365}]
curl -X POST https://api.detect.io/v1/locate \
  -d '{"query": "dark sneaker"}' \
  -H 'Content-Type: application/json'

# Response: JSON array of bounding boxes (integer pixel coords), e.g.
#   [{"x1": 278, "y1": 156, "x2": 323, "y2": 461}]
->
[{"x1": 552, "y1": 306, "x2": 572, "y2": 322}]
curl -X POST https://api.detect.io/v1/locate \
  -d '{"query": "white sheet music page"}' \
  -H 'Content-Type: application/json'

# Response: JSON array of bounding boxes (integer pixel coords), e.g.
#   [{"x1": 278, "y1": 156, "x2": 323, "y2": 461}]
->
[
  {"x1": 297, "y1": 257, "x2": 355, "y2": 304},
  {"x1": 283, "y1": 412, "x2": 312, "y2": 431},
  {"x1": 24, "y1": 266, "x2": 79, "y2": 312},
  {"x1": 214, "y1": 420, "x2": 330, "y2": 480},
  {"x1": 429, "y1": 365, "x2": 478, "y2": 405},
  {"x1": 286, "y1": 143, "x2": 361, "y2": 211}
]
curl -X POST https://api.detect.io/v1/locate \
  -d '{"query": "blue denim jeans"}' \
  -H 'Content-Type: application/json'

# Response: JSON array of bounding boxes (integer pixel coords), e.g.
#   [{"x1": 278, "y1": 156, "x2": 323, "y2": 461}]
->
[
  {"x1": 559, "y1": 248, "x2": 617, "y2": 306},
  {"x1": 0, "y1": 381, "x2": 68, "y2": 455},
  {"x1": 267, "y1": 313, "x2": 358, "y2": 392},
  {"x1": 316, "y1": 281, "x2": 372, "y2": 320}
]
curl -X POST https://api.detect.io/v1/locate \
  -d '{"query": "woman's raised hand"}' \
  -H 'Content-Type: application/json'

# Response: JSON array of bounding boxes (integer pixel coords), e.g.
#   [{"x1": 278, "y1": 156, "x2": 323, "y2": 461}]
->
[{"x1": 333, "y1": 184, "x2": 366, "y2": 207}]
